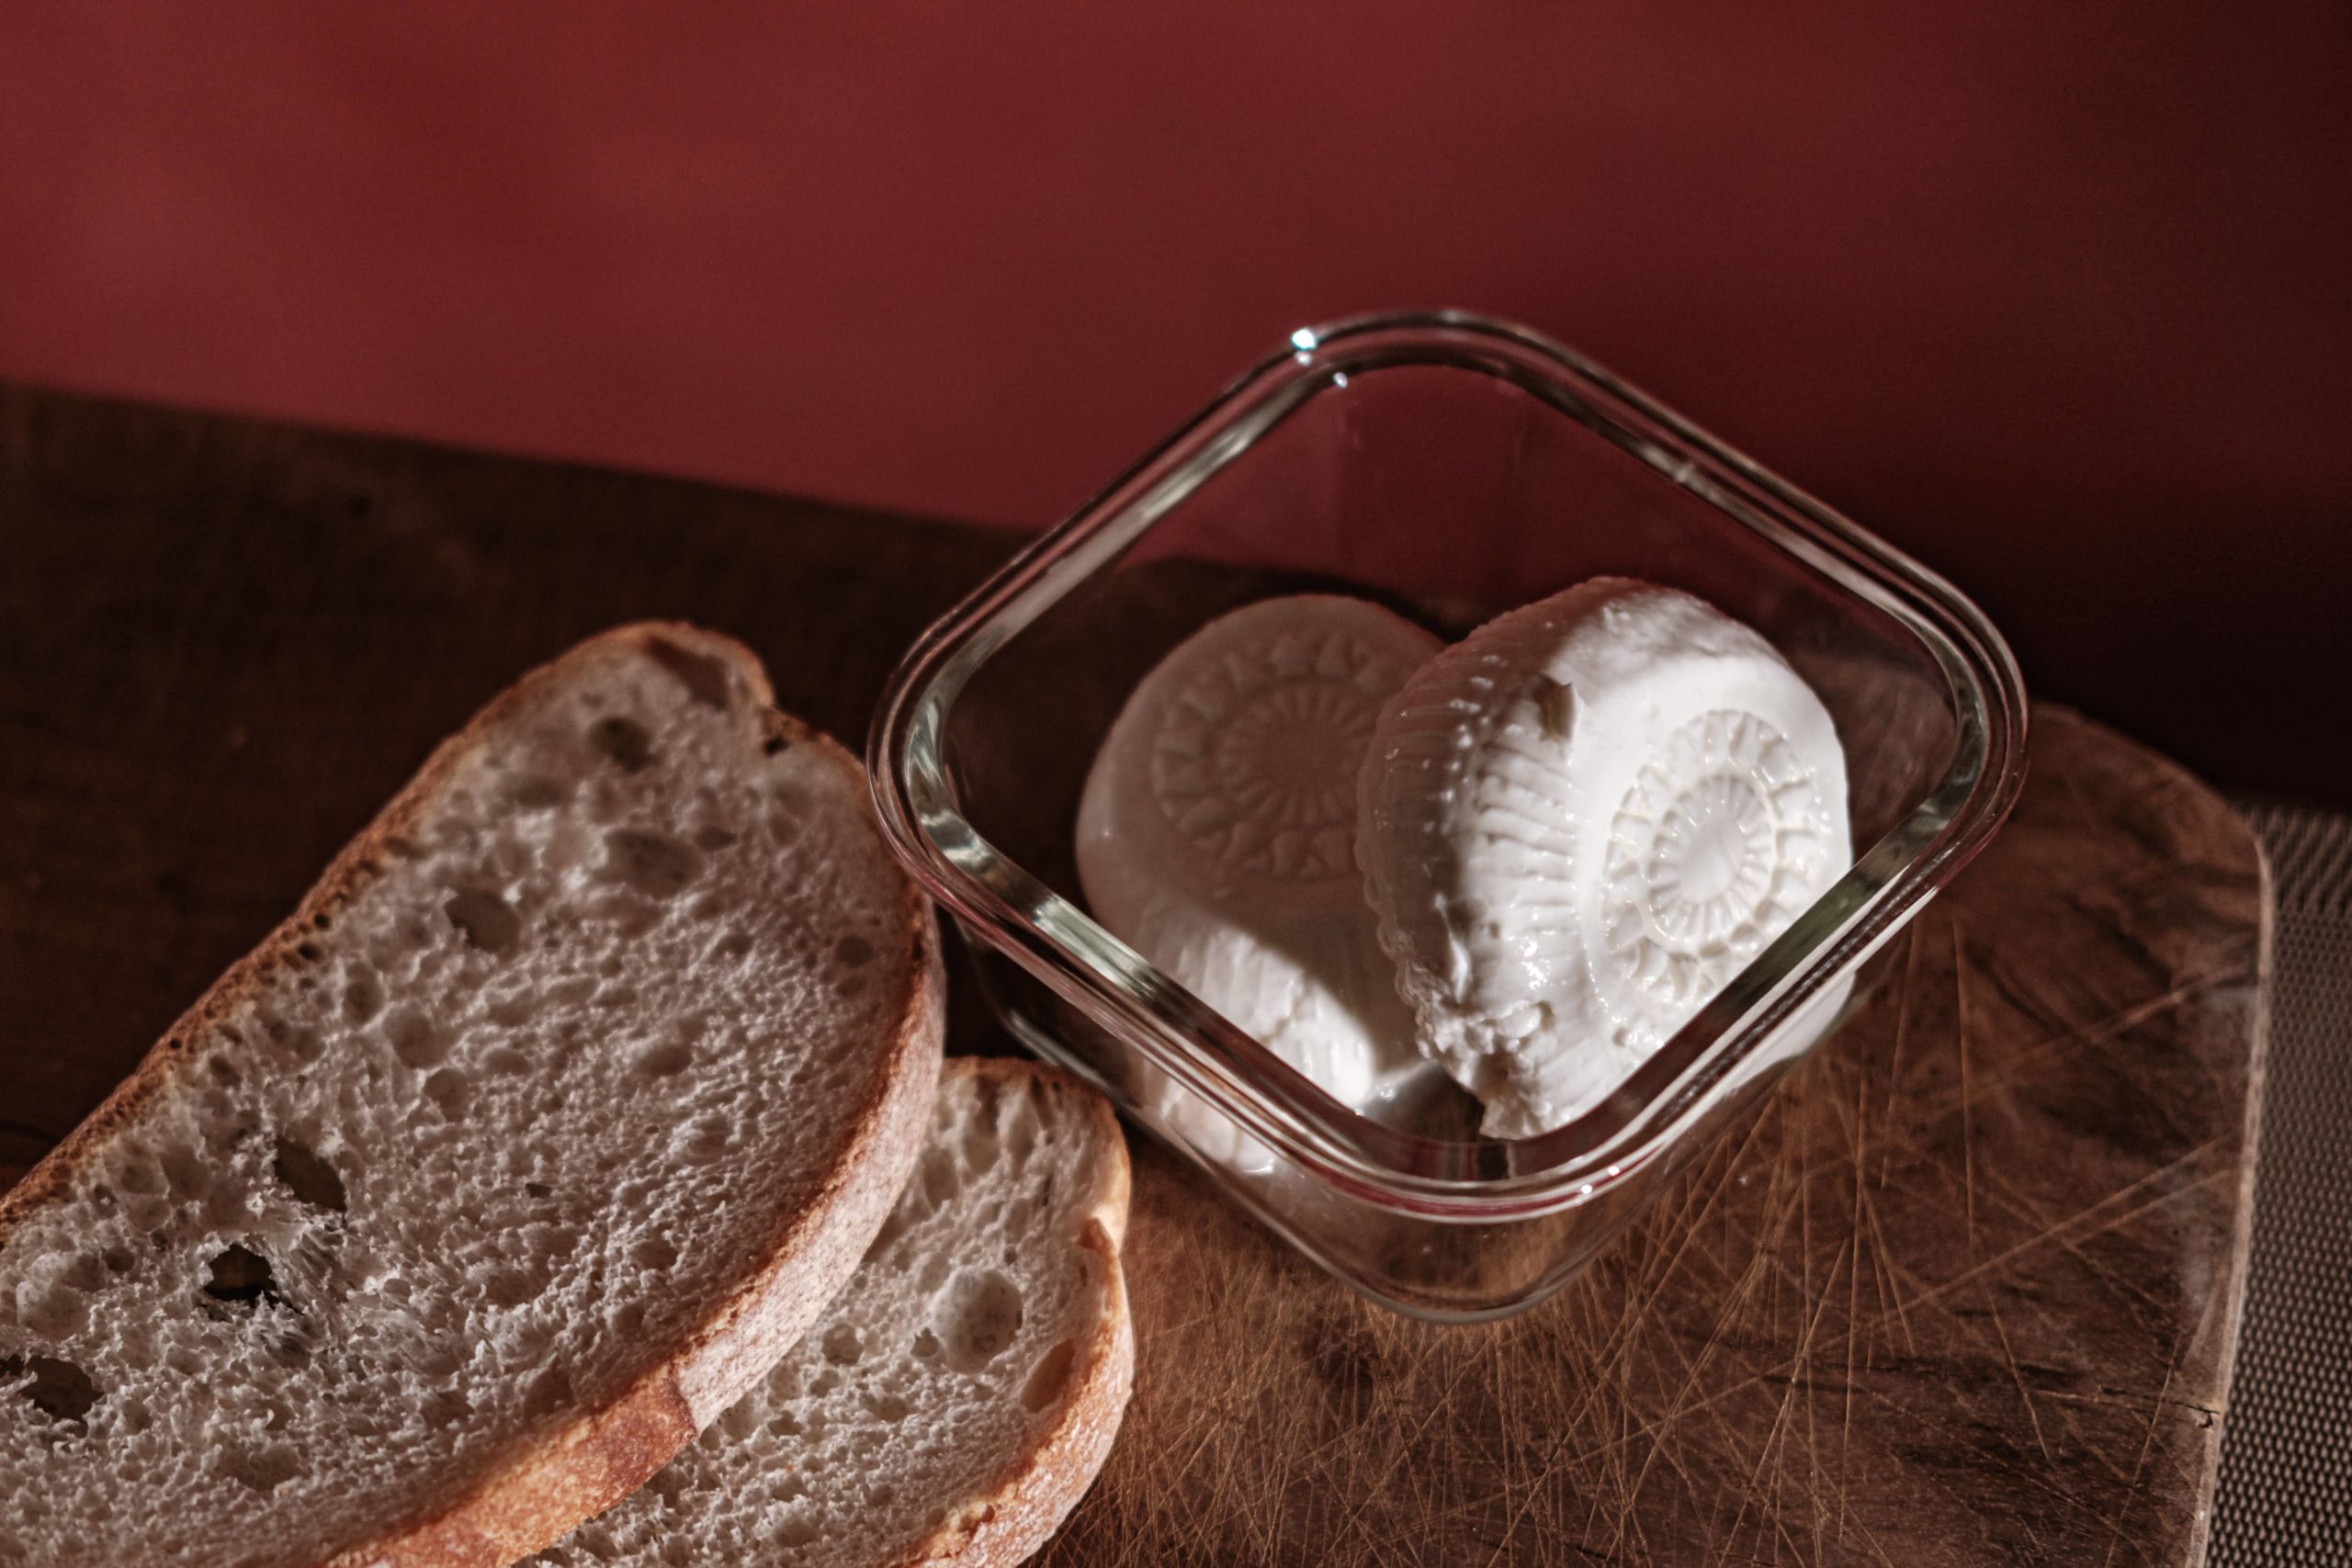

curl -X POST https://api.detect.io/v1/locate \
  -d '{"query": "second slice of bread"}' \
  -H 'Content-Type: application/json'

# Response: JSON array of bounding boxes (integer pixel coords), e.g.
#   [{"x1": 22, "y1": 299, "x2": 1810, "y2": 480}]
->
[{"x1": 537, "y1": 1058, "x2": 1133, "y2": 1568}]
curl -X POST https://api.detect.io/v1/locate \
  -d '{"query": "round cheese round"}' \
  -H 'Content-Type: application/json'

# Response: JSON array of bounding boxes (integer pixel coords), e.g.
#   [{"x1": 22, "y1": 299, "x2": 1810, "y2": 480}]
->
[
  {"x1": 1356, "y1": 579, "x2": 1851, "y2": 1139},
  {"x1": 1076, "y1": 594, "x2": 1442, "y2": 1167}
]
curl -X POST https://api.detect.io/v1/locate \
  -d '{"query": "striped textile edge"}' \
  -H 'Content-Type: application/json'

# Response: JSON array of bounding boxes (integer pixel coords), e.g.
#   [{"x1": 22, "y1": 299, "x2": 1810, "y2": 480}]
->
[{"x1": 2208, "y1": 804, "x2": 2352, "y2": 1566}]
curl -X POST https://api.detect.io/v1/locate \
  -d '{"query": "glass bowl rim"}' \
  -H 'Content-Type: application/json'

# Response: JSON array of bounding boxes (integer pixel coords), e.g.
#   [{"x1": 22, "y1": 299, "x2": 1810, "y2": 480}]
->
[{"x1": 867, "y1": 309, "x2": 2029, "y2": 1218}]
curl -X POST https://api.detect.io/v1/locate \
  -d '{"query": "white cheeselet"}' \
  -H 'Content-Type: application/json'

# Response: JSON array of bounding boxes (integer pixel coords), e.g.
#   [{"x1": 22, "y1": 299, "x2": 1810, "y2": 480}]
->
[
  {"x1": 1075, "y1": 595, "x2": 1441, "y2": 1167},
  {"x1": 1356, "y1": 578, "x2": 1851, "y2": 1139}
]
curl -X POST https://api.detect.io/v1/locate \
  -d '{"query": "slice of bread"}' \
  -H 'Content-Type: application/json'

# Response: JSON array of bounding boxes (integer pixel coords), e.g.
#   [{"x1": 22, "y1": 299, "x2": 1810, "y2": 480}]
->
[
  {"x1": 0, "y1": 624, "x2": 944, "y2": 1568},
  {"x1": 537, "y1": 1058, "x2": 1132, "y2": 1568}
]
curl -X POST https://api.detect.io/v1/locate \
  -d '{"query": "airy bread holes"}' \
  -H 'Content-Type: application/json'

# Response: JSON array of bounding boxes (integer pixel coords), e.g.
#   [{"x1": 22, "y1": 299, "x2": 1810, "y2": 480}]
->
[
  {"x1": 341, "y1": 969, "x2": 384, "y2": 1024},
  {"x1": 920, "y1": 1147, "x2": 958, "y2": 1208},
  {"x1": 272, "y1": 1137, "x2": 347, "y2": 1213},
  {"x1": 115, "y1": 1156, "x2": 163, "y2": 1198},
  {"x1": 521, "y1": 1367, "x2": 572, "y2": 1419},
  {"x1": 1021, "y1": 1337, "x2": 1079, "y2": 1413},
  {"x1": 0, "y1": 629, "x2": 950, "y2": 1564},
  {"x1": 384, "y1": 1008, "x2": 446, "y2": 1069},
  {"x1": 961, "y1": 1117, "x2": 1001, "y2": 1176},
  {"x1": 4, "y1": 1356, "x2": 101, "y2": 1423},
  {"x1": 589, "y1": 716, "x2": 655, "y2": 773},
  {"x1": 934, "y1": 1269, "x2": 1023, "y2": 1372},
  {"x1": 715, "y1": 1401, "x2": 761, "y2": 1445},
  {"x1": 643, "y1": 637, "x2": 734, "y2": 711},
  {"x1": 601, "y1": 829, "x2": 702, "y2": 900},
  {"x1": 275, "y1": 1023, "x2": 325, "y2": 1066},
  {"x1": 228, "y1": 1445, "x2": 301, "y2": 1495},
  {"x1": 832, "y1": 935, "x2": 875, "y2": 968},
  {"x1": 444, "y1": 888, "x2": 522, "y2": 955},
  {"x1": 633, "y1": 1039, "x2": 693, "y2": 1079},
  {"x1": 1003, "y1": 1113, "x2": 1036, "y2": 1168},
  {"x1": 820, "y1": 1323, "x2": 862, "y2": 1366},
  {"x1": 424, "y1": 1068, "x2": 471, "y2": 1122},
  {"x1": 201, "y1": 1244, "x2": 281, "y2": 1310},
  {"x1": 506, "y1": 773, "x2": 573, "y2": 808},
  {"x1": 160, "y1": 1145, "x2": 209, "y2": 1201}
]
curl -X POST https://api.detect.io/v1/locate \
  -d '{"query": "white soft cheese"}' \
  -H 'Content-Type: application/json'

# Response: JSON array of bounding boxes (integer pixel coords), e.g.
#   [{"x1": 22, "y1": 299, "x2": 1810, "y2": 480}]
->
[
  {"x1": 1356, "y1": 578, "x2": 1851, "y2": 1139},
  {"x1": 1076, "y1": 594, "x2": 1442, "y2": 1167}
]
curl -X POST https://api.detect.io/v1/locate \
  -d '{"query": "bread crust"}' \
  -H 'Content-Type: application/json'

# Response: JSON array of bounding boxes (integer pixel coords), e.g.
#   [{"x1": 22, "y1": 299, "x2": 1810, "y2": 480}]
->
[
  {"x1": 894, "y1": 1057, "x2": 1136, "y2": 1568},
  {"x1": 0, "y1": 623, "x2": 945, "y2": 1568}
]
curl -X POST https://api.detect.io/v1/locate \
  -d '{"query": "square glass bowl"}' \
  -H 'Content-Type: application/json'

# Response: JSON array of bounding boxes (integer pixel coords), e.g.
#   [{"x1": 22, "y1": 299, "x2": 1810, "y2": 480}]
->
[{"x1": 870, "y1": 311, "x2": 2028, "y2": 1321}]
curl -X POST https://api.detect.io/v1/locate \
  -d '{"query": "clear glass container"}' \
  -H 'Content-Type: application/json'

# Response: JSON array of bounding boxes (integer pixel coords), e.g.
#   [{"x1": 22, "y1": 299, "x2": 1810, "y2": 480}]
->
[{"x1": 869, "y1": 311, "x2": 2028, "y2": 1321}]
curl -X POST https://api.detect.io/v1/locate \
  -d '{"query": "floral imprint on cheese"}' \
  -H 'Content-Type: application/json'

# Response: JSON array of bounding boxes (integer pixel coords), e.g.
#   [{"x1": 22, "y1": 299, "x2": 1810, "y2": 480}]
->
[
  {"x1": 1079, "y1": 595, "x2": 1442, "y2": 1168},
  {"x1": 1600, "y1": 707, "x2": 1839, "y2": 1043},
  {"x1": 1147, "y1": 612, "x2": 1402, "y2": 886},
  {"x1": 1357, "y1": 579, "x2": 1851, "y2": 1139}
]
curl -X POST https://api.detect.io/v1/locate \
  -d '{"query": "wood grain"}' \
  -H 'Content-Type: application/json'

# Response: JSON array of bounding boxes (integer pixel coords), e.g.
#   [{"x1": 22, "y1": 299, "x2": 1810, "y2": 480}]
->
[
  {"x1": 1046, "y1": 708, "x2": 2263, "y2": 1566},
  {"x1": 0, "y1": 386, "x2": 2264, "y2": 1564}
]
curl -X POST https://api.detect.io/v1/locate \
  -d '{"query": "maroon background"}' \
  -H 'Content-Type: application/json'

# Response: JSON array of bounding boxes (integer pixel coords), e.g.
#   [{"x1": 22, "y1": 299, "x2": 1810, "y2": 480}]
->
[{"x1": 3, "y1": 5, "x2": 2346, "y2": 799}]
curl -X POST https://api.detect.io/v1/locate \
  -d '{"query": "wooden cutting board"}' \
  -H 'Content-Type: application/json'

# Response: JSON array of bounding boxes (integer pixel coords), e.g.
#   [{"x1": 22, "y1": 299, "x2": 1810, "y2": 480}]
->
[
  {"x1": 0, "y1": 387, "x2": 2264, "y2": 1565},
  {"x1": 1043, "y1": 705, "x2": 2262, "y2": 1567}
]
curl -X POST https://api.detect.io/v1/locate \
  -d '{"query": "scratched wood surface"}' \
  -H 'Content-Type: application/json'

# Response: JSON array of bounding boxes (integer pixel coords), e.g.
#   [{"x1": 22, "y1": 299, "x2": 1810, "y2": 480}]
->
[
  {"x1": 0, "y1": 387, "x2": 2265, "y2": 1565},
  {"x1": 1040, "y1": 705, "x2": 2266, "y2": 1567}
]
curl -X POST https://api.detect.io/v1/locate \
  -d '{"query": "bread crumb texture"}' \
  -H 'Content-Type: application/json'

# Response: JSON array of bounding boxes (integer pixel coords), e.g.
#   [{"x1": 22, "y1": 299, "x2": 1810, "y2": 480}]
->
[
  {"x1": 537, "y1": 1065, "x2": 1123, "y2": 1568},
  {"x1": 0, "y1": 631, "x2": 922, "y2": 1568}
]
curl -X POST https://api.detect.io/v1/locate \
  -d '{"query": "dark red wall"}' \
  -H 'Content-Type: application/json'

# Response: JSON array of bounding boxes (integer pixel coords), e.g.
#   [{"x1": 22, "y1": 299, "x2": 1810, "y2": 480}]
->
[{"x1": 4, "y1": 5, "x2": 2347, "y2": 798}]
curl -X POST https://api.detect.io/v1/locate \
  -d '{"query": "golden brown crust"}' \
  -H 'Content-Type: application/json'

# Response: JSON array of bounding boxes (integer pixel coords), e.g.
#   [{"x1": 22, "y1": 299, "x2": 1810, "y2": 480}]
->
[
  {"x1": 335, "y1": 1373, "x2": 699, "y2": 1568},
  {"x1": 895, "y1": 1059, "x2": 1136, "y2": 1568},
  {"x1": 0, "y1": 622, "x2": 946, "y2": 1568},
  {"x1": 668, "y1": 702, "x2": 947, "y2": 1432}
]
